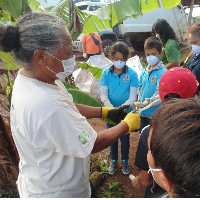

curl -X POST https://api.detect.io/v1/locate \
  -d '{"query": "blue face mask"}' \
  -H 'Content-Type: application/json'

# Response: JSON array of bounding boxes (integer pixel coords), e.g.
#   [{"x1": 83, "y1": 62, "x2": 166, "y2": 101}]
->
[
  {"x1": 192, "y1": 45, "x2": 200, "y2": 55},
  {"x1": 113, "y1": 60, "x2": 126, "y2": 69},
  {"x1": 147, "y1": 55, "x2": 159, "y2": 66}
]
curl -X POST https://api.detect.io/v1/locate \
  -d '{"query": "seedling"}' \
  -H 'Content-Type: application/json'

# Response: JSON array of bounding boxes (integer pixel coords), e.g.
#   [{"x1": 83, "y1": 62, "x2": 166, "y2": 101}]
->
[
  {"x1": 100, "y1": 182, "x2": 124, "y2": 198},
  {"x1": 94, "y1": 160, "x2": 108, "y2": 178}
]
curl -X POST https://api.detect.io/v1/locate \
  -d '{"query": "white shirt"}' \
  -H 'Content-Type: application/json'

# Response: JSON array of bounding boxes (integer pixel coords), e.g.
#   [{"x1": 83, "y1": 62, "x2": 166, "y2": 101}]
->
[{"x1": 10, "y1": 70, "x2": 97, "y2": 197}]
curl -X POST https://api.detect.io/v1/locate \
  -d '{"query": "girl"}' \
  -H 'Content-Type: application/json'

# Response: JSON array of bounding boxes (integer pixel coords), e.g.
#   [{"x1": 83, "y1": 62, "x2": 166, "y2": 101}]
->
[{"x1": 99, "y1": 42, "x2": 139, "y2": 175}]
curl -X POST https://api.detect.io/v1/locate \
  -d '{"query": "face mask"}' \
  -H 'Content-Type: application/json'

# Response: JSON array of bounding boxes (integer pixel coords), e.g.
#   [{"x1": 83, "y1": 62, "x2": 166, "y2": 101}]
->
[
  {"x1": 148, "y1": 165, "x2": 162, "y2": 184},
  {"x1": 192, "y1": 45, "x2": 200, "y2": 55},
  {"x1": 113, "y1": 60, "x2": 126, "y2": 69},
  {"x1": 45, "y1": 52, "x2": 75, "y2": 79},
  {"x1": 147, "y1": 55, "x2": 159, "y2": 66},
  {"x1": 156, "y1": 34, "x2": 160, "y2": 38}
]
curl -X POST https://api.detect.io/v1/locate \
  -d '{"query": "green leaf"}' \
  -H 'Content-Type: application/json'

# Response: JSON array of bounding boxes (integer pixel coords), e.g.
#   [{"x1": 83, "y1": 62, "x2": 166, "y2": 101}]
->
[
  {"x1": 5, "y1": 85, "x2": 11, "y2": 98},
  {"x1": 81, "y1": 0, "x2": 182, "y2": 34},
  {"x1": 65, "y1": 88, "x2": 115, "y2": 125},
  {"x1": 0, "y1": 0, "x2": 24, "y2": 19},
  {"x1": 141, "y1": 0, "x2": 161, "y2": 14},
  {"x1": 62, "y1": 82, "x2": 79, "y2": 90},
  {"x1": 67, "y1": 89, "x2": 102, "y2": 107},
  {"x1": 28, "y1": 0, "x2": 44, "y2": 12},
  {"x1": 0, "y1": 51, "x2": 21, "y2": 70},
  {"x1": 50, "y1": 0, "x2": 85, "y2": 40},
  {"x1": 161, "y1": 0, "x2": 181, "y2": 10},
  {"x1": 76, "y1": 62, "x2": 103, "y2": 81}
]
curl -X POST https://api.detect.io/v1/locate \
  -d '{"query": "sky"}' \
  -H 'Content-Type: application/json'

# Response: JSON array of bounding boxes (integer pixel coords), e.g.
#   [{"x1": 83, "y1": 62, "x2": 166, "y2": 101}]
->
[{"x1": 185, "y1": 7, "x2": 200, "y2": 17}]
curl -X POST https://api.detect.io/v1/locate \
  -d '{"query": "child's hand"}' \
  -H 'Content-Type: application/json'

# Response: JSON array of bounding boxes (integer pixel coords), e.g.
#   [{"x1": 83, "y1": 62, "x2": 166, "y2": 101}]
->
[{"x1": 134, "y1": 101, "x2": 144, "y2": 108}]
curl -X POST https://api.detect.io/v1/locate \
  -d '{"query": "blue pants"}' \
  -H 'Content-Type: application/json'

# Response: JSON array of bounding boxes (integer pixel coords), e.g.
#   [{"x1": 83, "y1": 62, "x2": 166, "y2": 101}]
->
[{"x1": 106, "y1": 123, "x2": 130, "y2": 161}]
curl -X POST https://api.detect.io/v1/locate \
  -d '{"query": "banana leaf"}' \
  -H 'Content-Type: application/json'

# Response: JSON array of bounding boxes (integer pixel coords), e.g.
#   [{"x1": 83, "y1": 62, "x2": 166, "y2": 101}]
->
[
  {"x1": 76, "y1": 62, "x2": 103, "y2": 81},
  {"x1": 82, "y1": 0, "x2": 181, "y2": 33},
  {"x1": 62, "y1": 82, "x2": 79, "y2": 90},
  {"x1": 50, "y1": 0, "x2": 85, "y2": 40},
  {"x1": 67, "y1": 89, "x2": 115, "y2": 125},
  {"x1": 0, "y1": 51, "x2": 21, "y2": 70}
]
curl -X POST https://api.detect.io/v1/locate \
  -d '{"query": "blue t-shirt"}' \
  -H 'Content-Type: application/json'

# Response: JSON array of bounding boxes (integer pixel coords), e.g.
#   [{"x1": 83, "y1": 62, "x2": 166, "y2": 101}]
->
[
  {"x1": 99, "y1": 65, "x2": 139, "y2": 112},
  {"x1": 139, "y1": 63, "x2": 166, "y2": 117}
]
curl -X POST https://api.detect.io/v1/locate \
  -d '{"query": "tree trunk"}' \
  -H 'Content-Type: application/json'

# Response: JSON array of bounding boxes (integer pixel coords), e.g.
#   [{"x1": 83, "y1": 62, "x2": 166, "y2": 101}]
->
[
  {"x1": 188, "y1": 0, "x2": 194, "y2": 27},
  {"x1": 0, "y1": 113, "x2": 19, "y2": 190}
]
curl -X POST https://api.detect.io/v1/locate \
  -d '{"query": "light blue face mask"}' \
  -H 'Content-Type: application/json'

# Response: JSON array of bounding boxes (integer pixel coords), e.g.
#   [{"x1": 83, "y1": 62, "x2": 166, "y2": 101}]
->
[
  {"x1": 113, "y1": 60, "x2": 126, "y2": 69},
  {"x1": 147, "y1": 55, "x2": 159, "y2": 66},
  {"x1": 192, "y1": 45, "x2": 200, "y2": 55}
]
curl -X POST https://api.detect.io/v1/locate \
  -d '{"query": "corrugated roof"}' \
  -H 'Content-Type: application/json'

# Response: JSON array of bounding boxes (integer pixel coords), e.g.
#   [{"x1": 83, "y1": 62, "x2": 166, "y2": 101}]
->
[{"x1": 181, "y1": 0, "x2": 200, "y2": 7}]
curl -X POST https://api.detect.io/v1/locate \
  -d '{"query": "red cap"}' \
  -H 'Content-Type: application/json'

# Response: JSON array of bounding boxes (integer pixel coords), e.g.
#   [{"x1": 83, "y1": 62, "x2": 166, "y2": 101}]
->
[{"x1": 159, "y1": 67, "x2": 199, "y2": 102}]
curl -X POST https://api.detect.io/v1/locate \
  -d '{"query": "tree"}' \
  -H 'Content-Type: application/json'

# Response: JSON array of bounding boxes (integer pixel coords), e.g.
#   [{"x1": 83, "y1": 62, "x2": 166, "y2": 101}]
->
[{"x1": 188, "y1": 0, "x2": 195, "y2": 26}]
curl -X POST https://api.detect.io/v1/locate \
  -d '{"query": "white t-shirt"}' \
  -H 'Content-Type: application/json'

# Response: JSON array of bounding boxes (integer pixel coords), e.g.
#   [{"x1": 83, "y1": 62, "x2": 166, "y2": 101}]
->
[{"x1": 10, "y1": 70, "x2": 97, "y2": 198}]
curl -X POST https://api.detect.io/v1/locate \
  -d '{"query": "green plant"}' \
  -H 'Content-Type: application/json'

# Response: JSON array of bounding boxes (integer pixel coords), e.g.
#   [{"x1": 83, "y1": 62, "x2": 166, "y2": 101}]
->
[
  {"x1": 94, "y1": 160, "x2": 108, "y2": 178},
  {"x1": 100, "y1": 181, "x2": 124, "y2": 198},
  {"x1": 0, "y1": 190, "x2": 12, "y2": 198}
]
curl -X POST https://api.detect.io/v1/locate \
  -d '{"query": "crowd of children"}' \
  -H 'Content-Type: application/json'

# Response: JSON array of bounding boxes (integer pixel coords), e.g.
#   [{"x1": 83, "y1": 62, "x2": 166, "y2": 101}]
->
[{"x1": 98, "y1": 19, "x2": 200, "y2": 198}]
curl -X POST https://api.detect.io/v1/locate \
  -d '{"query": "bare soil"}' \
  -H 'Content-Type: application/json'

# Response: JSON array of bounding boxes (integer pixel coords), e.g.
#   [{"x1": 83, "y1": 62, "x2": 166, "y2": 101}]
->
[{"x1": 88, "y1": 118, "x2": 146, "y2": 198}]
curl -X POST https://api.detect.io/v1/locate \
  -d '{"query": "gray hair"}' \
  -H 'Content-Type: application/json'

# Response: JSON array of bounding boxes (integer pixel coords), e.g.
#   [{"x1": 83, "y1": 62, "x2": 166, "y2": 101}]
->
[{"x1": 0, "y1": 11, "x2": 69, "y2": 67}]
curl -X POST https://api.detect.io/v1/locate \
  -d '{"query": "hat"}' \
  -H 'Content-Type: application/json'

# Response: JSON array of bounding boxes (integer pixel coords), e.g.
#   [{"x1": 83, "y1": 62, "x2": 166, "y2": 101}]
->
[{"x1": 159, "y1": 67, "x2": 198, "y2": 102}]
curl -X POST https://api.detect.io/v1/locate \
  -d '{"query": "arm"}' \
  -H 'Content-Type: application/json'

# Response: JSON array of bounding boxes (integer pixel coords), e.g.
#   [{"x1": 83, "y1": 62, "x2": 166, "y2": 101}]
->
[
  {"x1": 99, "y1": 43, "x2": 103, "y2": 53},
  {"x1": 100, "y1": 86, "x2": 113, "y2": 107},
  {"x1": 75, "y1": 104, "x2": 101, "y2": 119},
  {"x1": 82, "y1": 42, "x2": 86, "y2": 54},
  {"x1": 132, "y1": 170, "x2": 153, "y2": 190},
  {"x1": 165, "y1": 61, "x2": 179, "y2": 69},
  {"x1": 91, "y1": 122, "x2": 129, "y2": 153},
  {"x1": 123, "y1": 87, "x2": 138, "y2": 107}
]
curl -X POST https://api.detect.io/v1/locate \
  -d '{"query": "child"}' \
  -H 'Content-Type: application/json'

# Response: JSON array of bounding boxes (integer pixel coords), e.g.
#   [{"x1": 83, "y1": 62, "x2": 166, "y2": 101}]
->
[
  {"x1": 99, "y1": 42, "x2": 139, "y2": 175},
  {"x1": 132, "y1": 67, "x2": 199, "y2": 197},
  {"x1": 149, "y1": 98, "x2": 200, "y2": 198},
  {"x1": 136, "y1": 37, "x2": 166, "y2": 134}
]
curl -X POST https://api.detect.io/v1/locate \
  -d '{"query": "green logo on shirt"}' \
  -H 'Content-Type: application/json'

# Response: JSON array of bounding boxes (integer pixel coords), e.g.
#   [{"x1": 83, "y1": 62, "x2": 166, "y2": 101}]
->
[{"x1": 79, "y1": 131, "x2": 88, "y2": 145}]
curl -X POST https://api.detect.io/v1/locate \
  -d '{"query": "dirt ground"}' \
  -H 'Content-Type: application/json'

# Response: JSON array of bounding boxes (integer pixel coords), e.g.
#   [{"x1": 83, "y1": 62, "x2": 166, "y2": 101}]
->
[{"x1": 87, "y1": 118, "x2": 146, "y2": 198}]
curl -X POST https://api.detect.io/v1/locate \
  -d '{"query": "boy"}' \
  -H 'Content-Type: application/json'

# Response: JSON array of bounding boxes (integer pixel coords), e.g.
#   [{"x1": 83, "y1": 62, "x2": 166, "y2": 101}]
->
[
  {"x1": 99, "y1": 42, "x2": 139, "y2": 175},
  {"x1": 132, "y1": 67, "x2": 199, "y2": 197},
  {"x1": 136, "y1": 37, "x2": 166, "y2": 134}
]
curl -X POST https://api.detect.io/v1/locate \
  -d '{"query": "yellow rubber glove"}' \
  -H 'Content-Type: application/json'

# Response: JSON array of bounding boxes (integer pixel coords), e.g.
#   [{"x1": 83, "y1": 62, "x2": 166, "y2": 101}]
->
[
  {"x1": 101, "y1": 107, "x2": 113, "y2": 118},
  {"x1": 121, "y1": 112, "x2": 141, "y2": 133},
  {"x1": 184, "y1": 57, "x2": 189, "y2": 65}
]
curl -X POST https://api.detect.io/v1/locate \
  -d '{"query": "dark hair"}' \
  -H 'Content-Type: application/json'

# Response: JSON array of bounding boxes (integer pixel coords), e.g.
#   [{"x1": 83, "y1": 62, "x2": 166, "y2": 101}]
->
[
  {"x1": 144, "y1": 37, "x2": 162, "y2": 53},
  {"x1": 109, "y1": 42, "x2": 129, "y2": 61},
  {"x1": 164, "y1": 93, "x2": 180, "y2": 101},
  {"x1": 187, "y1": 22, "x2": 200, "y2": 39},
  {"x1": 152, "y1": 19, "x2": 178, "y2": 45},
  {"x1": 0, "y1": 12, "x2": 68, "y2": 67},
  {"x1": 150, "y1": 98, "x2": 200, "y2": 198}
]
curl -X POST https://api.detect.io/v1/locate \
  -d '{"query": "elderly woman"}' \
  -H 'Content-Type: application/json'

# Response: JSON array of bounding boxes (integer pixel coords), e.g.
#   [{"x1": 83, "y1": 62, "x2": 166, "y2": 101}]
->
[
  {"x1": 147, "y1": 98, "x2": 200, "y2": 198},
  {"x1": 0, "y1": 12, "x2": 140, "y2": 198}
]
